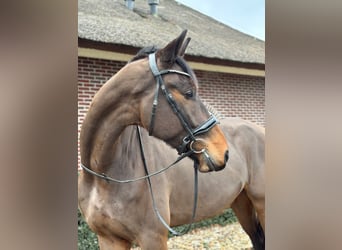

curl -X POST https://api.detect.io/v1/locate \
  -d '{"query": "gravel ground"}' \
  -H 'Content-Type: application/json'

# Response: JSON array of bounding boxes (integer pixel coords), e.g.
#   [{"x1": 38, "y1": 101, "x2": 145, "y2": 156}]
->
[{"x1": 132, "y1": 222, "x2": 252, "y2": 250}]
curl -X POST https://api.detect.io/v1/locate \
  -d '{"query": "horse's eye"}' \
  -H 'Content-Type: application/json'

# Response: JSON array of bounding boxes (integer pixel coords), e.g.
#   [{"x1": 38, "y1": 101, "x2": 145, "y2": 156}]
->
[{"x1": 184, "y1": 90, "x2": 194, "y2": 99}]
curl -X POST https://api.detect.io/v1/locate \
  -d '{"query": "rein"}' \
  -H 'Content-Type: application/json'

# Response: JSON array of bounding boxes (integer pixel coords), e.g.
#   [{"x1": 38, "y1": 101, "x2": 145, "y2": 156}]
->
[
  {"x1": 80, "y1": 148, "x2": 192, "y2": 184},
  {"x1": 136, "y1": 126, "x2": 199, "y2": 236},
  {"x1": 80, "y1": 126, "x2": 199, "y2": 236}
]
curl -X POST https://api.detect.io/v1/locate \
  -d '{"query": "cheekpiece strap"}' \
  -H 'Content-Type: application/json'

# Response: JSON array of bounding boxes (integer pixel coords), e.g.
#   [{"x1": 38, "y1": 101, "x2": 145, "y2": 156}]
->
[{"x1": 149, "y1": 53, "x2": 160, "y2": 76}]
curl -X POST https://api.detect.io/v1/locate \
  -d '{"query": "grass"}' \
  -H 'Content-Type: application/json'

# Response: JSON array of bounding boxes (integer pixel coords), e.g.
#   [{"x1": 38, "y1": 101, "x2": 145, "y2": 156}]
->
[{"x1": 78, "y1": 208, "x2": 237, "y2": 249}]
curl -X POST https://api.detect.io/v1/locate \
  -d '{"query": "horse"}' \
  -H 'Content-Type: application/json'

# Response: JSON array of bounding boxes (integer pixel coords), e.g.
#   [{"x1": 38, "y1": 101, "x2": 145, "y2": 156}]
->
[
  {"x1": 79, "y1": 119, "x2": 265, "y2": 249},
  {"x1": 78, "y1": 30, "x2": 233, "y2": 249}
]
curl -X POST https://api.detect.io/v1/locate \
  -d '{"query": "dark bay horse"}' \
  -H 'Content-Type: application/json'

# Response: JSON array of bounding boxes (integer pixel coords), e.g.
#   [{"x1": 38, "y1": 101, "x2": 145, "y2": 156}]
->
[{"x1": 79, "y1": 30, "x2": 233, "y2": 249}]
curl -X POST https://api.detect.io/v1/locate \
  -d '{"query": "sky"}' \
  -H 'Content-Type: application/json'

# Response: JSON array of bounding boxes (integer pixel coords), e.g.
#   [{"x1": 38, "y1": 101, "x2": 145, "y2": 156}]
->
[{"x1": 175, "y1": 0, "x2": 265, "y2": 41}]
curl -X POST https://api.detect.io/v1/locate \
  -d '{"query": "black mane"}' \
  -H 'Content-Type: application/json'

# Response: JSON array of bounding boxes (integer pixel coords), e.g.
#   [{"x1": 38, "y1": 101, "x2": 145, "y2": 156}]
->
[{"x1": 129, "y1": 46, "x2": 158, "y2": 62}]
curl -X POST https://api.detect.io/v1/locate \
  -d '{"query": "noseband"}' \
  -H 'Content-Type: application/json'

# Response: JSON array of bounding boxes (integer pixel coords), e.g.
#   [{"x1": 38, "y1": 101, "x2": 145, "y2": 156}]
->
[{"x1": 148, "y1": 53, "x2": 218, "y2": 162}]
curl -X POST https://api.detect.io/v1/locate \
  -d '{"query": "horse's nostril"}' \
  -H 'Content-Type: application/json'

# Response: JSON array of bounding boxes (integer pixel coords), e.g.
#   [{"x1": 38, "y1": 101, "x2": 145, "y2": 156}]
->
[{"x1": 224, "y1": 150, "x2": 229, "y2": 163}]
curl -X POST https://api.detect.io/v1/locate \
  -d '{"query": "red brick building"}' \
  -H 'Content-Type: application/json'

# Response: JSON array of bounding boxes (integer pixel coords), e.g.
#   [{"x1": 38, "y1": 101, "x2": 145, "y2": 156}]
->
[{"x1": 78, "y1": 0, "x2": 265, "y2": 166}]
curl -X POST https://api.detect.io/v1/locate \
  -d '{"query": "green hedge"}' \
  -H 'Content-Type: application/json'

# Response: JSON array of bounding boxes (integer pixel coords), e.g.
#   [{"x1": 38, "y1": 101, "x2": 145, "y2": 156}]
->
[
  {"x1": 78, "y1": 210, "x2": 99, "y2": 250},
  {"x1": 78, "y1": 208, "x2": 237, "y2": 249}
]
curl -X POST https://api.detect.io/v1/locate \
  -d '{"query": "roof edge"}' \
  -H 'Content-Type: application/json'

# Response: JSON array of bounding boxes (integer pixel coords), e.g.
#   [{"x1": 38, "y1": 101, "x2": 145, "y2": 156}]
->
[{"x1": 78, "y1": 38, "x2": 265, "y2": 77}]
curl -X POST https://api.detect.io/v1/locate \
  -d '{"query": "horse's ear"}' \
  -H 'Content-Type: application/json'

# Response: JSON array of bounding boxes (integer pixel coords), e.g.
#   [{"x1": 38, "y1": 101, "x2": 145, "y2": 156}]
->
[
  {"x1": 157, "y1": 30, "x2": 187, "y2": 67},
  {"x1": 178, "y1": 37, "x2": 191, "y2": 57}
]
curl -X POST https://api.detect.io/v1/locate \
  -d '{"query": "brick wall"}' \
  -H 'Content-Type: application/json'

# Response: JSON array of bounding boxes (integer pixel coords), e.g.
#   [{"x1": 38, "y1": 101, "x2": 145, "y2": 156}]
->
[
  {"x1": 78, "y1": 57, "x2": 126, "y2": 132},
  {"x1": 78, "y1": 56, "x2": 265, "y2": 166},
  {"x1": 196, "y1": 70, "x2": 265, "y2": 126}
]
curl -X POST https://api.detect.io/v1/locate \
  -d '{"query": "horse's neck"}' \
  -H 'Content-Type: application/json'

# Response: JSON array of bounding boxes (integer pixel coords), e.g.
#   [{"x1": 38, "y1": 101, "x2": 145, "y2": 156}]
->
[
  {"x1": 80, "y1": 62, "x2": 148, "y2": 171},
  {"x1": 108, "y1": 126, "x2": 142, "y2": 175}
]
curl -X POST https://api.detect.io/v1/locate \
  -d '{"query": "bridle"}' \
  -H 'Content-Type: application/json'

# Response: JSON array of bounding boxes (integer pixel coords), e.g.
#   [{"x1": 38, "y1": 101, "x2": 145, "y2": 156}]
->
[
  {"x1": 148, "y1": 53, "x2": 219, "y2": 170},
  {"x1": 80, "y1": 52, "x2": 221, "y2": 236}
]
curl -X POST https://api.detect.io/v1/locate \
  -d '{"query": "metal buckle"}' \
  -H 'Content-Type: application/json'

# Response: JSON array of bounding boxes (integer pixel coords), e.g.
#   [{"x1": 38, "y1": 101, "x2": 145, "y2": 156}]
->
[{"x1": 189, "y1": 138, "x2": 207, "y2": 154}]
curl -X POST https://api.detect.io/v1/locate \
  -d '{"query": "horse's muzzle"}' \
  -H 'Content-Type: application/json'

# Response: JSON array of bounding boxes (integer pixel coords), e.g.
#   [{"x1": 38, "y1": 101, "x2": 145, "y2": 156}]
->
[
  {"x1": 224, "y1": 150, "x2": 229, "y2": 164},
  {"x1": 201, "y1": 149, "x2": 228, "y2": 172},
  {"x1": 215, "y1": 150, "x2": 229, "y2": 171}
]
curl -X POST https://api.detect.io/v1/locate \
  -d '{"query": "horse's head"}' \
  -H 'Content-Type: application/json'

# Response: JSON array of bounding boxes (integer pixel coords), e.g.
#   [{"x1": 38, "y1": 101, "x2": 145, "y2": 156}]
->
[{"x1": 134, "y1": 30, "x2": 229, "y2": 172}]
